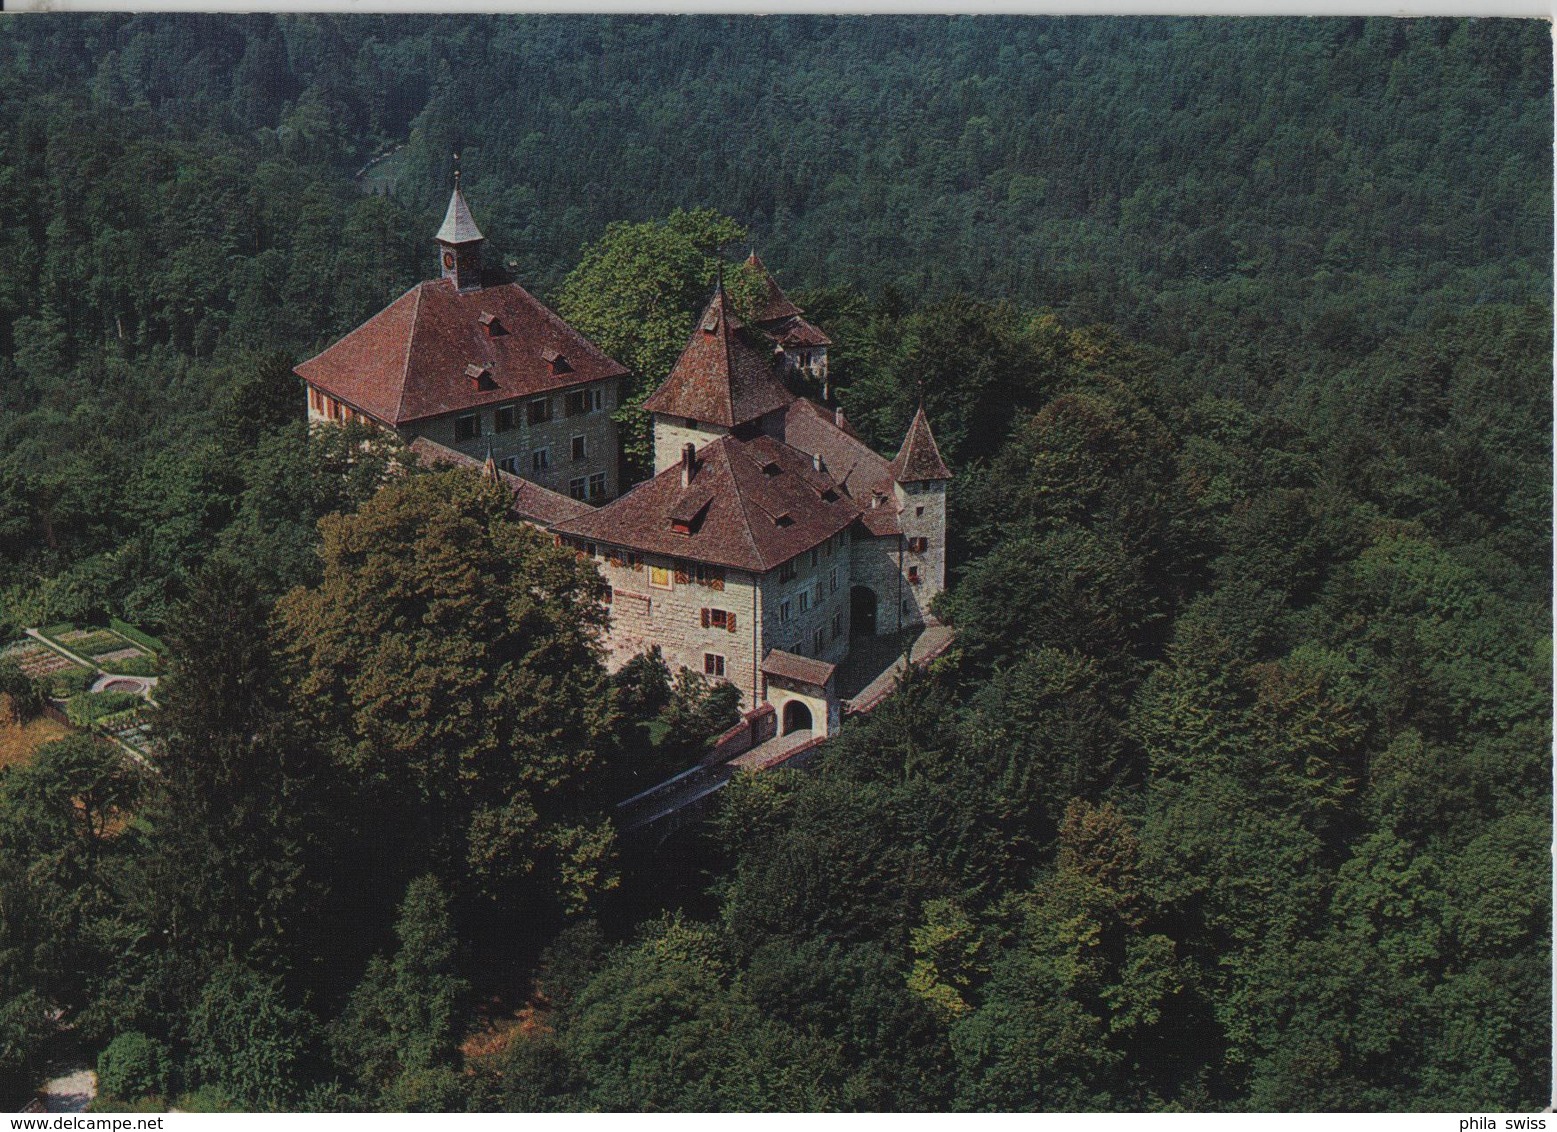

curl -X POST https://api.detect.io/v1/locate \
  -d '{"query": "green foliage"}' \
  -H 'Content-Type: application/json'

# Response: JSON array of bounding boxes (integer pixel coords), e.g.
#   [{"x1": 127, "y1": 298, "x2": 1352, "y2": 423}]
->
[
  {"x1": 187, "y1": 963, "x2": 312, "y2": 1111},
  {"x1": 97, "y1": 1031, "x2": 175, "y2": 1101},
  {"x1": 64, "y1": 690, "x2": 143, "y2": 727},
  {"x1": 330, "y1": 875, "x2": 469, "y2": 1108},
  {"x1": 0, "y1": 659, "x2": 42, "y2": 724},
  {"x1": 276, "y1": 470, "x2": 617, "y2": 908}
]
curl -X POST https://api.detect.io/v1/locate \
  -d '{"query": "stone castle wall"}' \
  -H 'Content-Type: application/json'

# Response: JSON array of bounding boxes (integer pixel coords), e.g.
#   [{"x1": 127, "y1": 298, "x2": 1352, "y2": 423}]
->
[{"x1": 588, "y1": 547, "x2": 767, "y2": 709}]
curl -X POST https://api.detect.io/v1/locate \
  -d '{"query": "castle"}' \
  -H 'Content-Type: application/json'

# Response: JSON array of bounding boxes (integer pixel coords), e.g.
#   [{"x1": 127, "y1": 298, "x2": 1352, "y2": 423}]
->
[{"x1": 295, "y1": 185, "x2": 950, "y2": 737}]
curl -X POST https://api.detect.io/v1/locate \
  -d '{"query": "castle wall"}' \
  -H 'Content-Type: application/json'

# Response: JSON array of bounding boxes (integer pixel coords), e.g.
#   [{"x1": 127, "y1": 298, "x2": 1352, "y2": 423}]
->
[
  {"x1": 652, "y1": 414, "x2": 729, "y2": 475},
  {"x1": 584, "y1": 546, "x2": 767, "y2": 710},
  {"x1": 850, "y1": 528, "x2": 907, "y2": 637},
  {"x1": 895, "y1": 479, "x2": 948, "y2": 625},
  {"x1": 406, "y1": 376, "x2": 623, "y2": 502},
  {"x1": 757, "y1": 529, "x2": 853, "y2": 676}
]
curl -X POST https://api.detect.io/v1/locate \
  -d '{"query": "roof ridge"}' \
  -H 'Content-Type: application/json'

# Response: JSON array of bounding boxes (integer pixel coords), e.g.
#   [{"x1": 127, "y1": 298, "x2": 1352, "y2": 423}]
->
[
  {"x1": 720, "y1": 438, "x2": 770, "y2": 572},
  {"x1": 394, "y1": 283, "x2": 426, "y2": 426}
]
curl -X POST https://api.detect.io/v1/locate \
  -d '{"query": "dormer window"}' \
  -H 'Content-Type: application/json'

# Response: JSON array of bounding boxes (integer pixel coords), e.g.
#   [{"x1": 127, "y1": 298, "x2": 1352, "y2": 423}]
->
[
  {"x1": 478, "y1": 312, "x2": 505, "y2": 337},
  {"x1": 773, "y1": 512, "x2": 793, "y2": 527},
  {"x1": 465, "y1": 364, "x2": 496, "y2": 391},
  {"x1": 542, "y1": 348, "x2": 571, "y2": 376}
]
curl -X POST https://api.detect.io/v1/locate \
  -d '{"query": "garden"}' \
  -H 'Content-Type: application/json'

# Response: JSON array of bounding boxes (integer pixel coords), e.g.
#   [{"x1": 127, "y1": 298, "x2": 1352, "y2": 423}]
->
[{"x1": 0, "y1": 620, "x2": 164, "y2": 760}]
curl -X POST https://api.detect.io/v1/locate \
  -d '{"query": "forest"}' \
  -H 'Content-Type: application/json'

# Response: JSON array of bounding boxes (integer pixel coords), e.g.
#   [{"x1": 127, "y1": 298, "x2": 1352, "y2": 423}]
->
[{"x1": 0, "y1": 13, "x2": 1548, "y2": 1113}]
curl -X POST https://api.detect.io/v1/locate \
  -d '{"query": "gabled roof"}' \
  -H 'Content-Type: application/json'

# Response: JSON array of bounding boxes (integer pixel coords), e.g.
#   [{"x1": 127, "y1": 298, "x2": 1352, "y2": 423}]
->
[
  {"x1": 550, "y1": 434, "x2": 860, "y2": 574},
  {"x1": 779, "y1": 398, "x2": 901, "y2": 537},
  {"x1": 436, "y1": 186, "x2": 484, "y2": 244},
  {"x1": 890, "y1": 406, "x2": 953, "y2": 483},
  {"x1": 761, "y1": 649, "x2": 836, "y2": 688},
  {"x1": 642, "y1": 285, "x2": 795, "y2": 429},
  {"x1": 406, "y1": 437, "x2": 594, "y2": 526},
  {"x1": 295, "y1": 280, "x2": 628, "y2": 426},
  {"x1": 745, "y1": 252, "x2": 805, "y2": 325}
]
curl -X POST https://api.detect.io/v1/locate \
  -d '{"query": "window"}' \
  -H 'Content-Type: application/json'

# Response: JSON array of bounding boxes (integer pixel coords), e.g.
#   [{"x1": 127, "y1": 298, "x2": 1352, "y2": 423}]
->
[
  {"x1": 798, "y1": 589, "x2": 810, "y2": 613},
  {"x1": 829, "y1": 566, "x2": 838, "y2": 595},
  {"x1": 694, "y1": 564, "x2": 725, "y2": 587},
  {"x1": 809, "y1": 548, "x2": 819, "y2": 568},
  {"x1": 499, "y1": 456, "x2": 520, "y2": 474},
  {"x1": 531, "y1": 448, "x2": 550, "y2": 472},
  {"x1": 585, "y1": 542, "x2": 597, "y2": 558},
  {"x1": 915, "y1": 505, "x2": 925, "y2": 517},
  {"x1": 455, "y1": 414, "x2": 479, "y2": 442},
  {"x1": 569, "y1": 477, "x2": 587, "y2": 500},
  {"x1": 527, "y1": 398, "x2": 552, "y2": 425},
  {"x1": 704, "y1": 653, "x2": 726, "y2": 677},
  {"x1": 779, "y1": 560, "x2": 796, "y2": 583},
  {"x1": 310, "y1": 388, "x2": 323, "y2": 412},
  {"x1": 779, "y1": 599, "x2": 792, "y2": 623},
  {"x1": 832, "y1": 611, "x2": 843, "y2": 637},
  {"x1": 565, "y1": 388, "x2": 604, "y2": 416},
  {"x1": 496, "y1": 406, "x2": 517, "y2": 432},
  {"x1": 908, "y1": 537, "x2": 929, "y2": 553},
  {"x1": 813, "y1": 626, "x2": 825, "y2": 654},
  {"x1": 650, "y1": 565, "x2": 672, "y2": 589},
  {"x1": 907, "y1": 565, "x2": 921, "y2": 584},
  {"x1": 329, "y1": 398, "x2": 343, "y2": 421},
  {"x1": 588, "y1": 473, "x2": 607, "y2": 501},
  {"x1": 571, "y1": 435, "x2": 587, "y2": 462},
  {"x1": 701, "y1": 608, "x2": 735, "y2": 631}
]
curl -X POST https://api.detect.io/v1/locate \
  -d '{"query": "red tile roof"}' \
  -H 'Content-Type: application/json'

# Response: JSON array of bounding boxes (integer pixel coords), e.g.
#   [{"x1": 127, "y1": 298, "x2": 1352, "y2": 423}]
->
[
  {"x1": 295, "y1": 279, "x2": 628, "y2": 426},
  {"x1": 643, "y1": 285, "x2": 794, "y2": 429},
  {"x1": 779, "y1": 398, "x2": 901, "y2": 537},
  {"x1": 890, "y1": 406, "x2": 953, "y2": 483},
  {"x1": 745, "y1": 252, "x2": 805, "y2": 324},
  {"x1": 766, "y1": 314, "x2": 833, "y2": 350},
  {"x1": 550, "y1": 434, "x2": 860, "y2": 573},
  {"x1": 761, "y1": 649, "x2": 836, "y2": 687},
  {"x1": 406, "y1": 437, "x2": 595, "y2": 526}
]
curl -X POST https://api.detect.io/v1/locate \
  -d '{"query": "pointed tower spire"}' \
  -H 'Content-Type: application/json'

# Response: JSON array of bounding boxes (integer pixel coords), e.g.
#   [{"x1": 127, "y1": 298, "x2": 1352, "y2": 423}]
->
[
  {"x1": 436, "y1": 158, "x2": 485, "y2": 292},
  {"x1": 744, "y1": 250, "x2": 804, "y2": 325},
  {"x1": 642, "y1": 283, "x2": 796, "y2": 473},
  {"x1": 890, "y1": 405, "x2": 952, "y2": 483}
]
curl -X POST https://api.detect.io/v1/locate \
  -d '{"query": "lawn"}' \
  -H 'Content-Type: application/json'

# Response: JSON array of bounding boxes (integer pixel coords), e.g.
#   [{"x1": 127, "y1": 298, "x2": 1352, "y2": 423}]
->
[{"x1": 0, "y1": 715, "x2": 72, "y2": 771}]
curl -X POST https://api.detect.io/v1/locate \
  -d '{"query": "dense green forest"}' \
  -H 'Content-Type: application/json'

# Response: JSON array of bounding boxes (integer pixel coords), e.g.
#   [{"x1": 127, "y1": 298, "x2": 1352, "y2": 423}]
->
[{"x1": 0, "y1": 13, "x2": 1548, "y2": 1113}]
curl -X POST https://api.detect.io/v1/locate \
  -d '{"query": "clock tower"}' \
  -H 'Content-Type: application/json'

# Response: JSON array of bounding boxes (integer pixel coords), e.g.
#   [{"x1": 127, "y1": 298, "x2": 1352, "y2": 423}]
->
[{"x1": 435, "y1": 171, "x2": 485, "y2": 293}]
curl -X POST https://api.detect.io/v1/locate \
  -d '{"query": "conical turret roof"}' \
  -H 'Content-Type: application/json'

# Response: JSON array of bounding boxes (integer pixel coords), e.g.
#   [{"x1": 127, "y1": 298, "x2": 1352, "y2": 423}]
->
[
  {"x1": 890, "y1": 406, "x2": 952, "y2": 483},
  {"x1": 745, "y1": 251, "x2": 805, "y2": 325},
  {"x1": 436, "y1": 186, "x2": 485, "y2": 245},
  {"x1": 642, "y1": 283, "x2": 794, "y2": 429}
]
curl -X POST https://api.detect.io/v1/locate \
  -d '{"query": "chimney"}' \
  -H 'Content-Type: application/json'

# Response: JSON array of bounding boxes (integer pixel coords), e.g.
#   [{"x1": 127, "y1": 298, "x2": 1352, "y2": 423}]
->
[
  {"x1": 812, "y1": 453, "x2": 823, "y2": 473},
  {"x1": 835, "y1": 407, "x2": 844, "y2": 428},
  {"x1": 681, "y1": 442, "x2": 696, "y2": 487}
]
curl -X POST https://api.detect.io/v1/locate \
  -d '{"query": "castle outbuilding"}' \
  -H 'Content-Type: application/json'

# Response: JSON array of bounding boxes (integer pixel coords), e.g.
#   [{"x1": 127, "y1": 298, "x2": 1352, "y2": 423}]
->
[{"x1": 295, "y1": 182, "x2": 629, "y2": 507}]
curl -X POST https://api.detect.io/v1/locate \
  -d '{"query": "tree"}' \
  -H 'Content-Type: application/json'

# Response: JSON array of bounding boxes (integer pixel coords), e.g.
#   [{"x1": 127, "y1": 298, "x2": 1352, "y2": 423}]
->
[
  {"x1": 330, "y1": 874, "x2": 469, "y2": 1109},
  {"x1": 187, "y1": 962, "x2": 313, "y2": 1111},
  {"x1": 141, "y1": 559, "x2": 326, "y2": 968},
  {"x1": 276, "y1": 469, "x2": 617, "y2": 909}
]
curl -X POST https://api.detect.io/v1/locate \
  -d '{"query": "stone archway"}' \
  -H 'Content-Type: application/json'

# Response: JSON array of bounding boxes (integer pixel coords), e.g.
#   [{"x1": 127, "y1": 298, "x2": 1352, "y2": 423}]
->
[
  {"x1": 782, "y1": 699, "x2": 814, "y2": 736},
  {"x1": 850, "y1": 585, "x2": 877, "y2": 636}
]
